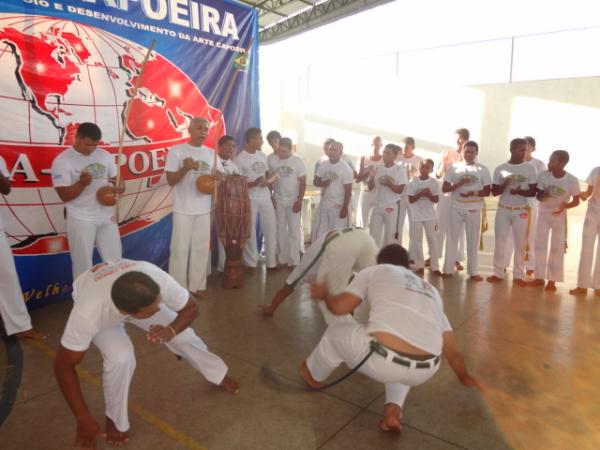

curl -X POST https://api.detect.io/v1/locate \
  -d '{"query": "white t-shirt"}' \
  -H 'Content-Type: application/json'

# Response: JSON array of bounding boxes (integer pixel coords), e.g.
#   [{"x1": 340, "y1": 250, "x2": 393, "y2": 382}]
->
[
  {"x1": 316, "y1": 160, "x2": 353, "y2": 210},
  {"x1": 537, "y1": 171, "x2": 581, "y2": 212},
  {"x1": 372, "y1": 164, "x2": 408, "y2": 207},
  {"x1": 444, "y1": 162, "x2": 491, "y2": 210},
  {"x1": 51, "y1": 147, "x2": 117, "y2": 222},
  {"x1": 492, "y1": 162, "x2": 538, "y2": 207},
  {"x1": 218, "y1": 157, "x2": 240, "y2": 175},
  {"x1": 407, "y1": 177, "x2": 439, "y2": 222},
  {"x1": 586, "y1": 166, "x2": 600, "y2": 213},
  {"x1": 345, "y1": 264, "x2": 451, "y2": 355},
  {"x1": 359, "y1": 156, "x2": 383, "y2": 191},
  {"x1": 165, "y1": 143, "x2": 222, "y2": 215},
  {"x1": 398, "y1": 154, "x2": 424, "y2": 181},
  {"x1": 60, "y1": 259, "x2": 189, "y2": 352},
  {"x1": 528, "y1": 157, "x2": 546, "y2": 175},
  {"x1": 268, "y1": 154, "x2": 307, "y2": 204},
  {"x1": 234, "y1": 150, "x2": 271, "y2": 200},
  {"x1": 0, "y1": 156, "x2": 9, "y2": 231}
]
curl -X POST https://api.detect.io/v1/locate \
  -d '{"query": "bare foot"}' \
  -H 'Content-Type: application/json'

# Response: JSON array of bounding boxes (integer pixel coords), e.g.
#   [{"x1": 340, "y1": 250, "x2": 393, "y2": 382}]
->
[
  {"x1": 15, "y1": 328, "x2": 48, "y2": 340},
  {"x1": 415, "y1": 268, "x2": 424, "y2": 275},
  {"x1": 299, "y1": 361, "x2": 322, "y2": 389},
  {"x1": 526, "y1": 269, "x2": 535, "y2": 277},
  {"x1": 486, "y1": 275, "x2": 503, "y2": 283},
  {"x1": 441, "y1": 273, "x2": 453, "y2": 279},
  {"x1": 192, "y1": 290, "x2": 209, "y2": 298},
  {"x1": 469, "y1": 275, "x2": 483, "y2": 282},
  {"x1": 431, "y1": 270, "x2": 442, "y2": 277},
  {"x1": 105, "y1": 416, "x2": 129, "y2": 446},
  {"x1": 513, "y1": 279, "x2": 527, "y2": 287},
  {"x1": 455, "y1": 261, "x2": 464, "y2": 271},
  {"x1": 569, "y1": 287, "x2": 587, "y2": 296},
  {"x1": 424, "y1": 258, "x2": 431, "y2": 267},
  {"x1": 219, "y1": 375, "x2": 240, "y2": 394},
  {"x1": 527, "y1": 279, "x2": 545, "y2": 287},
  {"x1": 257, "y1": 304, "x2": 275, "y2": 317},
  {"x1": 379, "y1": 403, "x2": 402, "y2": 432},
  {"x1": 544, "y1": 281, "x2": 557, "y2": 291},
  {"x1": 266, "y1": 266, "x2": 280, "y2": 272}
]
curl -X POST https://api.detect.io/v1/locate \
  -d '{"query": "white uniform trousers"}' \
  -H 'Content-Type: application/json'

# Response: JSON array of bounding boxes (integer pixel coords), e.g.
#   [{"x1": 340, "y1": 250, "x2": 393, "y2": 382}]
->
[
  {"x1": 316, "y1": 229, "x2": 378, "y2": 325},
  {"x1": 357, "y1": 189, "x2": 376, "y2": 229},
  {"x1": 504, "y1": 201, "x2": 538, "y2": 272},
  {"x1": 493, "y1": 205, "x2": 531, "y2": 279},
  {"x1": 67, "y1": 216, "x2": 122, "y2": 280},
  {"x1": 0, "y1": 234, "x2": 32, "y2": 335},
  {"x1": 577, "y1": 208, "x2": 600, "y2": 289},
  {"x1": 93, "y1": 304, "x2": 228, "y2": 432},
  {"x1": 534, "y1": 210, "x2": 567, "y2": 282},
  {"x1": 410, "y1": 219, "x2": 439, "y2": 271},
  {"x1": 315, "y1": 206, "x2": 349, "y2": 240},
  {"x1": 436, "y1": 193, "x2": 465, "y2": 262},
  {"x1": 244, "y1": 196, "x2": 277, "y2": 268},
  {"x1": 275, "y1": 201, "x2": 302, "y2": 266},
  {"x1": 307, "y1": 323, "x2": 440, "y2": 407},
  {"x1": 444, "y1": 207, "x2": 481, "y2": 276},
  {"x1": 169, "y1": 212, "x2": 210, "y2": 292},
  {"x1": 369, "y1": 202, "x2": 405, "y2": 248}
]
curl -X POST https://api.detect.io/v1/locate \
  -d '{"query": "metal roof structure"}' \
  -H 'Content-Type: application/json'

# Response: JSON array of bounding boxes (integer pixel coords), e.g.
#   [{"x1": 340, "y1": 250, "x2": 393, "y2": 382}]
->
[{"x1": 239, "y1": 0, "x2": 396, "y2": 44}]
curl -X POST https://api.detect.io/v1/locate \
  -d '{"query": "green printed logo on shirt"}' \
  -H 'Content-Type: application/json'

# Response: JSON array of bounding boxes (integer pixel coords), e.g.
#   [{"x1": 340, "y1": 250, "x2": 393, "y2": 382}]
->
[
  {"x1": 277, "y1": 166, "x2": 294, "y2": 177},
  {"x1": 83, "y1": 163, "x2": 106, "y2": 179}
]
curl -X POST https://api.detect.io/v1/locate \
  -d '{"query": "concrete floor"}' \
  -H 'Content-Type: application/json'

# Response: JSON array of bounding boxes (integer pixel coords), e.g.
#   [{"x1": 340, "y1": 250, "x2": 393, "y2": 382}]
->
[{"x1": 1, "y1": 204, "x2": 599, "y2": 450}]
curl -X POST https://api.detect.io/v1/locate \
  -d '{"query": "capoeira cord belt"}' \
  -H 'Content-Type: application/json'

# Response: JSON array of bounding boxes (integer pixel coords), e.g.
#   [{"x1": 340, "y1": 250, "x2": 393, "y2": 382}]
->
[
  {"x1": 308, "y1": 347, "x2": 375, "y2": 392},
  {"x1": 287, "y1": 228, "x2": 357, "y2": 289}
]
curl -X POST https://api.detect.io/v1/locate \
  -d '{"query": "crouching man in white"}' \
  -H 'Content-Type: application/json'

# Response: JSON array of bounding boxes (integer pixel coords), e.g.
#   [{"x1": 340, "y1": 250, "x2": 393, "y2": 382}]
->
[
  {"x1": 54, "y1": 259, "x2": 239, "y2": 449},
  {"x1": 300, "y1": 244, "x2": 480, "y2": 432}
]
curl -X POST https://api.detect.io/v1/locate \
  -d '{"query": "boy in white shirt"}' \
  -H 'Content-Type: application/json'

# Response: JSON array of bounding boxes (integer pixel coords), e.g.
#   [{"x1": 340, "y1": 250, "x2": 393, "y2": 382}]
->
[
  {"x1": 313, "y1": 141, "x2": 353, "y2": 238},
  {"x1": 268, "y1": 137, "x2": 307, "y2": 268},
  {"x1": 234, "y1": 128, "x2": 278, "y2": 272},
  {"x1": 487, "y1": 138, "x2": 538, "y2": 286},
  {"x1": 51, "y1": 122, "x2": 122, "y2": 280},
  {"x1": 165, "y1": 118, "x2": 223, "y2": 298},
  {"x1": 442, "y1": 141, "x2": 491, "y2": 280},
  {"x1": 397, "y1": 137, "x2": 423, "y2": 180},
  {"x1": 0, "y1": 156, "x2": 47, "y2": 340},
  {"x1": 529, "y1": 151, "x2": 580, "y2": 291},
  {"x1": 407, "y1": 159, "x2": 441, "y2": 275},
  {"x1": 368, "y1": 144, "x2": 408, "y2": 247},
  {"x1": 356, "y1": 136, "x2": 383, "y2": 228},
  {"x1": 570, "y1": 166, "x2": 600, "y2": 297},
  {"x1": 54, "y1": 260, "x2": 238, "y2": 448}
]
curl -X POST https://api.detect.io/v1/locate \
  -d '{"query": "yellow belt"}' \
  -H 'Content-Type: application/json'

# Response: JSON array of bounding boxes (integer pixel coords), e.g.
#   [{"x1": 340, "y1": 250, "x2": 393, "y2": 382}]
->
[
  {"x1": 480, "y1": 202, "x2": 488, "y2": 251},
  {"x1": 457, "y1": 198, "x2": 483, "y2": 204},
  {"x1": 498, "y1": 203, "x2": 529, "y2": 211}
]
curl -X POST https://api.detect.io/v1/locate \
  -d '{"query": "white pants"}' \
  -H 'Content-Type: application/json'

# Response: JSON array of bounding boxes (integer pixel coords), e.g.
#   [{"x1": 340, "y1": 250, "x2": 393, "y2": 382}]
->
[
  {"x1": 436, "y1": 193, "x2": 465, "y2": 262},
  {"x1": 357, "y1": 190, "x2": 376, "y2": 229},
  {"x1": 93, "y1": 304, "x2": 228, "y2": 432},
  {"x1": 370, "y1": 202, "x2": 405, "y2": 248},
  {"x1": 316, "y1": 229, "x2": 378, "y2": 325},
  {"x1": 577, "y1": 208, "x2": 600, "y2": 289},
  {"x1": 493, "y1": 205, "x2": 531, "y2": 279},
  {"x1": 444, "y1": 207, "x2": 481, "y2": 276},
  {"x1": 504, "y1": 201, "x2": 538, "y2": 271},
  {"x1": 169, "y1": 212, "x2": 210, "y2": 292},
  {"x1": 0, "y1": 234, "x2": 32, "y2": 335},
  {"x1": 410, "y1": 219, "x2": 439, "y2": 271},
  {"x1": 67, "y1": 216, "x2": 122, "y2": 280},
  {"x1": 307, "y1": 323, "x2": 440, "y2": 407},
  {"x1": 534, "y1": 210, "x2": 567, "y2": 282},
  {"x1": 275, "y1": 201, "x2": 302, "y2": 266},
  {"x1": 244, "y1": 196, "x2": 277, "y2": 268},
  {"x1": 315, "y1": 206, "x2": 349, "y2": 240}
]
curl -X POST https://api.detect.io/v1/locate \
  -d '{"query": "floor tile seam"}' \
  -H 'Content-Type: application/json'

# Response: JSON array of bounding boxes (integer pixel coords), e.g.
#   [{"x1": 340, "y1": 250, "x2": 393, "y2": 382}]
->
[
  {"x1": 10, "y1": 385, "x2": 61, "y2": 409},
  {"x1": 315, "y1": 407, "x2": 367, "y2": 449},
  {"x1": 194, "y1": 309, "x2": 264, "y2": 334},
  {"x1": 400, "y1": 423, "x2": 474, "y2": 450},
  {"x1": 453, "y1": 305, "x2": 487, "y2": 331}
]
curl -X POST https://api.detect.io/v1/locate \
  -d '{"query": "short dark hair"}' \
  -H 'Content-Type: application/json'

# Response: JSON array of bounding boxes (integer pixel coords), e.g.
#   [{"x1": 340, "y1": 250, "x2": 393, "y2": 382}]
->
[
  {"x1": 455, "y1": 128, "x2": 470, "y2": 141},
  {"x1": 111, "y1": 271, "x2": 159, "y2": 313},
  {"x1": 422, "y1": 158, "x2": 435, "y2": 168},
  {"x1": 463, "y1": 140, "x2": 479, "y2": 152},
  {"x1": 245, "y1": 127, "x2": 262, "y2": 143},
  {"x1": 218, "y1": 135, "x2": 235, "y2": 147},
  {"x1": 324, "y1": 138, "x2": 334, "y2": 147},
  {"x1": 552, "y1": 150, "x2": 569, "y2": 164},
  {"x1": 266, "y1": 130, "x2": 281, "y2": 142},
  {"x1": 76, "y1": 122, "x2": 102, "y2": 141},
  {"x1": 524, "y1": 136, "x2": 536, "y2": 147},
  {"x1": 376, "y1": 244, "x2": 409, "y2": 268},
  {"x1": 403, "y1": 137, "x2": 415, "y2": 146},
  {"x1": 279, "y1": 137, "x2": 292, "y2": 148},
  {"x1": 384, "y1": 143, "x2": 400, "y2": 155},
  {"x1": 510, "y1": 138, "x2": 527, "y2": 152}
]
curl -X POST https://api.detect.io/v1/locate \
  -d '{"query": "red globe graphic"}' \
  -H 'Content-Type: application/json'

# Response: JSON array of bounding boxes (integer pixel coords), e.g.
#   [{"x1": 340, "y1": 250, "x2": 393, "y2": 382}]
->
[{"x1": 0, "y1": 14, "x2": 226, "y2": 255}]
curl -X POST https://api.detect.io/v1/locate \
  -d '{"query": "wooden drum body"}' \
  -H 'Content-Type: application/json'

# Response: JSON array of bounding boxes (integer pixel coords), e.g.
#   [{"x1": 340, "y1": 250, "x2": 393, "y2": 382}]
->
[{"x1": 215, "y1": 175, "x2": 251, "y2": 288}]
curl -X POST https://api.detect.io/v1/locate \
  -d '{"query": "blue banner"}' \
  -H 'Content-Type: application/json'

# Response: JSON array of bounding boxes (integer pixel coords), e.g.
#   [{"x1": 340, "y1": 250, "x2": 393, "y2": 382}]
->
[{"x1": 0, "y1": 0, "x2": 259, "y2": 308}]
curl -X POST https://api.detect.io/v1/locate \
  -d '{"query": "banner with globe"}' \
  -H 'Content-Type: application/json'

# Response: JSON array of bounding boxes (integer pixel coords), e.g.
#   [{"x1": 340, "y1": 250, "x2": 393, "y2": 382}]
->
[{"x1": 0, "y1": 0, "x2": 259, "y2": 308}]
